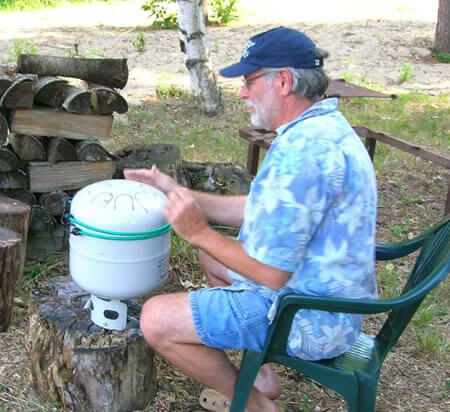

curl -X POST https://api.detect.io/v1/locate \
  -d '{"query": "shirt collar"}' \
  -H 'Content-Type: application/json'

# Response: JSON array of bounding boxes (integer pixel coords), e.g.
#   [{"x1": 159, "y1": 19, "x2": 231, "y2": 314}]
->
[{"x1": 276, "y1": 97, "x2": 339, "y2": 135}]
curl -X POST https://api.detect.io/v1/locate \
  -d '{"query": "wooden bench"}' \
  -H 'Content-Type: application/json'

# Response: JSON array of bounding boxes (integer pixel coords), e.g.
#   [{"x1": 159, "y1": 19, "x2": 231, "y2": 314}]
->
[{"x1": 238, "y1": 126, "x2": 450, "y2": 215}]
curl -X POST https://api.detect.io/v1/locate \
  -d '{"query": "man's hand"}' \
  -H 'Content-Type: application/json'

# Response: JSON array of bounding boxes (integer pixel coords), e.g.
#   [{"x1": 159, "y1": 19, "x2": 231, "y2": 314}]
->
[
  {"x1": 164, "y1": 188, "x2": 209, "y2": 244},
  {"x1": 124, "y1": 165, "x2": 178, "y2": 195}
]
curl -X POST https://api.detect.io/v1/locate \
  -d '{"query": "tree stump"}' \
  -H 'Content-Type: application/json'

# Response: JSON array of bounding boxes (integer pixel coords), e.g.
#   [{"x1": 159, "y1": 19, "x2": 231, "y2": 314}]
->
[
  {"x1": 26, "y1": 276, "x2": 156, "y2": 412},
  {"x1": 0, "y1": 227, "x2": 22, "y2": 331},
  {"x1": 0, "y1": 194, "x2": 30, "y2": 282}
]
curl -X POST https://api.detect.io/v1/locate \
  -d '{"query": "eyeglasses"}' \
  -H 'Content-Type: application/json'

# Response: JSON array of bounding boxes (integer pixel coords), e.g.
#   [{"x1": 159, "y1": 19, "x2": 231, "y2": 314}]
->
[{"x1": 241, "y1": 71, "x2": 272, "y2": 89}]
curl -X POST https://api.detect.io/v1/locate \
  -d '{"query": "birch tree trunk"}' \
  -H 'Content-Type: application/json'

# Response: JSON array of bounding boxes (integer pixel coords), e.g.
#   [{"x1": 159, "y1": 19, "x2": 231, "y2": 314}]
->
[{"x1": 177, "y1": 0, "x2": 223, "y2": 114}]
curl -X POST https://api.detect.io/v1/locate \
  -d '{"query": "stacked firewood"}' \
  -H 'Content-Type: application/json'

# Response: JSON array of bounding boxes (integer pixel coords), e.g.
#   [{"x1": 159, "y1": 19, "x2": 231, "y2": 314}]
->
[{"x1": 0, "y1": 55, "x2": 129, "y2": 255}]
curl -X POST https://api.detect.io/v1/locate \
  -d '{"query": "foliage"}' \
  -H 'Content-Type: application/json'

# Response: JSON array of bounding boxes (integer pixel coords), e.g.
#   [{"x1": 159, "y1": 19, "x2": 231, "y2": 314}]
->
[
  {"x1": 434, "y1": 52, "x2": 450, "y2": 63},
  {"x1": 209, "y1": 0, "x2": 237, "y2": 25},
  {"x1": 142, "y1": 0, "x2": 238, "y2": 28},
  {"x1": 397, "y1": 61, "x2": 415, "y2": 84},
  {"x1": 0, "y1": 0, "x2": 108, "y2": 12},
  {"x1": 8, "y1": 38, "x2": 36, "y2": 62},
  {"x1": 132, "y1": 31, "x2": 145, "y2": 52},
  {"x1": 142, "y1": 0, "x2": 177, "y2": 29}
]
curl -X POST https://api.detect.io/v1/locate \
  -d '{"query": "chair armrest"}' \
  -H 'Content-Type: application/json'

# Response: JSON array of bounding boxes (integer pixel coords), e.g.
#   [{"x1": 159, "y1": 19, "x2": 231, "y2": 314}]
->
[
  {"x1": 278, "y1": 258, "x2": 449, "y2": 316},
  {"x1": 376, "y1": 216, "x2": 449, "y2": 261}
]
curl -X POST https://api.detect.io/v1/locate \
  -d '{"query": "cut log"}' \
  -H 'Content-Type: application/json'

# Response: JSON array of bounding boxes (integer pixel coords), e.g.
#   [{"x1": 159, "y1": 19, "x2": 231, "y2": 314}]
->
[
  {"x1": 17, "y1": 55, "x2": 129, "y2": 89},
  {"x1": 0, "y1": 195, "x2": 30, "y2": 330},
  {"x1": 47, "y1": 137, "x2": 77, "y2": 163},
  {"x1": 62, "y1": 85, "x2": 92, "y2": 114},
  {"x1": 34, "y1": 76, "x2": 68, "y2": 108},
  {"x1": 0, "y1": 112, "x2": 9, "y2": 145},
  {"x1": 10, "y1": 107, "x2": 114, "y2": 140},
  {"x1": 27, "y1": 224, "x2": 67, "y2": 257},
  {"x1": 113, "y1": 143, "x2": 188, "y2": 186},
  {"x1": 9, "y1": 133, "x2": 46, "y2": 161},
  {"x1": 0, "y1": 74, "x2": 36, "y2": 109},
  {"x1": 0, "y1": 227, "x2": 22, "y2": 331},
  {"x1": 74, "y1": 139, "x2": 110, "y2": 161},
  {"x1": 39, "y1": 191, "x2": 69, "y2": 216},
  {"x1": 0, "y1": 75, "x2": 13, "y2": 96},
  {"x1": 28, "y1": 160, "x2": 115, "y2": 192},
  {"x1": 89, "y1": 84, "x2": 128, "y2": 114},
  {"x1": 0, "y1": 147, "x2": 21, "y2": 172},
  {"x1": 29, "y1": 204, "x2": 57, "y2": 234},
  {"x1": 0, "y1": 170, "x2": 28, "y2": 189},
  {"x1": 26, "y1": 276, "x2": 156, "y2": 411},
  {"x1": 183, "y1": 161, "x2": 252, "y2": 195},
  {"x1": 1, "y1": 189, "x2": 37, "y2": 206}
]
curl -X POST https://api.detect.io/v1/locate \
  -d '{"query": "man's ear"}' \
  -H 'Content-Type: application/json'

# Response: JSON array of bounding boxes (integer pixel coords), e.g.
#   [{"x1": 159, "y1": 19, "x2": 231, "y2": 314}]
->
[{"x1": 278, "y1": 69, "x2": 292, "y2": 96}]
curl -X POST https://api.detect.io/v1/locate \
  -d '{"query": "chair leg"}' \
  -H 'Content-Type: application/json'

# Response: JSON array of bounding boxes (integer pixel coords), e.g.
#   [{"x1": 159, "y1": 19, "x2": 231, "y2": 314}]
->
[{"x1": 230, "y1": 350, "x2": 264, "y2": 412}]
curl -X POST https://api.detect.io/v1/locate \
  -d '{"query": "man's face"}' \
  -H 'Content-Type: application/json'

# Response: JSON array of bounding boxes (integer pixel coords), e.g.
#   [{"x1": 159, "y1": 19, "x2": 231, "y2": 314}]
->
[{"x1": 240, "y1": 70, "x2": 280, "y2": 131}]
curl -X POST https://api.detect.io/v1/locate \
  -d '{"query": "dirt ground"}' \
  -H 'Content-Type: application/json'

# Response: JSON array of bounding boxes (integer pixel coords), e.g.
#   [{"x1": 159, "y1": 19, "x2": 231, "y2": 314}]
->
[
  {"x1": 0, "y1": 0, "x2": 448, "y2": 104},
  {"x1": 0, "y1": 1, "x2": 448, "y2": 411}
]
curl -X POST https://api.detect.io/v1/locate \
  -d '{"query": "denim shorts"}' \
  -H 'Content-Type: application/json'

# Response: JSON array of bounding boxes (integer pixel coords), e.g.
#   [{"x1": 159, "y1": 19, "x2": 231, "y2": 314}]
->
[{"x1": 189, "y1": 287, "x2": 272, "y2": 351}]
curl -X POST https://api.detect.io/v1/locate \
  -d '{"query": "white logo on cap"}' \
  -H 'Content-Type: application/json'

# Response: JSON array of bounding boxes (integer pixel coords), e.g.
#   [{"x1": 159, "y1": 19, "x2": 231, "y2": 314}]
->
[{"x1": 242, "y1": 40, "x2": 256, "y2": 59}]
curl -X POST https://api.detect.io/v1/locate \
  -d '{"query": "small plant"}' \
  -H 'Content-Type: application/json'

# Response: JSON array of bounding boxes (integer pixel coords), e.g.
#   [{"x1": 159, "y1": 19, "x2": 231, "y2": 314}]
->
[
  {"x1": 397, "y1": 61, "x2": 415, "y2": 84},
  {"x1": 434, "y1": 53, "x2": 450, "y2": 63},
  {"x1": 210, "y1": 0, "x2": 238, "y2": 25},
  {"x1": 156, "y1": 83, "x2": 188, "y2": 98},
  {"x1": 8, "y1": 39, "x2": 37, "y2": 62},
  {"x1": 378, "y1": 263, "x2": 399, "y2": 299},
  {"x1": 390, "y1": 224, "x2": 410, "y2": 237},
  {"x1": 86, "y1": 47, "x2": 105, "y2": 58},
  {"x1": 142, "y1": 0, "x2": 177, "y2": 29},
  {"x1": 299, "y1": 394, "x2": 313, "y2": 412},
  {"x1": 133, "y1": 32, "x2": 145, "y2": 52}
]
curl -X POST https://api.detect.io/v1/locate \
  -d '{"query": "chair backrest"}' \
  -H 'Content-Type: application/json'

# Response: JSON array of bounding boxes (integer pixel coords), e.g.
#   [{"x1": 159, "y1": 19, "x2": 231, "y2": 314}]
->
[{"x1": 376, "y1": 217, "x2": 450, "y2": 358}]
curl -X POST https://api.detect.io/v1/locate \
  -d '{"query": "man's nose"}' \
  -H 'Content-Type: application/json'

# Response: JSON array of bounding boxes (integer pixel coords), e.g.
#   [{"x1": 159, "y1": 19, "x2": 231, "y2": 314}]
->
[{"x1": 239, "y1": 86, "x2": 249, "y2": 99}]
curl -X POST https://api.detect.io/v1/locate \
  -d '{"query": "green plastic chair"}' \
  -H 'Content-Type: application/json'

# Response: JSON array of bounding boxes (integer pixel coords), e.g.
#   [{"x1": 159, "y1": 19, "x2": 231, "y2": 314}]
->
[{"x1": 230, "y1": 217, "x2": 450, "y2": 412}]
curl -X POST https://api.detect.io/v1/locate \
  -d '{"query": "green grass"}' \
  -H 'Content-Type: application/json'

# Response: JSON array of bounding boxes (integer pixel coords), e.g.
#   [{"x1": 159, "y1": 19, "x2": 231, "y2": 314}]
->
[
  {"x1": 0, "y1": 0, "x2": 112, "y2": 12},
  {"x1": 8, "y1": 38, "x2": 37, "y2": 62}
]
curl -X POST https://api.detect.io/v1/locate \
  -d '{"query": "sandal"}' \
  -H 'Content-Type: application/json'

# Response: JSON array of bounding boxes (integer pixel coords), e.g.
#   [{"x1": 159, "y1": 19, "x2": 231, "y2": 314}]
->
[
  {"x1": 198, "y1": 388, "x2": 286, "y2": 411},
  {"x1": 199, "y1": 388, "x2": 230, "y2": 411}
]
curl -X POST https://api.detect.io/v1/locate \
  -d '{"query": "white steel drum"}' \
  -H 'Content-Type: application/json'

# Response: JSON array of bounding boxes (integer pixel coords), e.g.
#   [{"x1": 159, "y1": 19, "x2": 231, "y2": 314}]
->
[{"x1": 69, "y1": 179, "x2": 171, "y2": 300}]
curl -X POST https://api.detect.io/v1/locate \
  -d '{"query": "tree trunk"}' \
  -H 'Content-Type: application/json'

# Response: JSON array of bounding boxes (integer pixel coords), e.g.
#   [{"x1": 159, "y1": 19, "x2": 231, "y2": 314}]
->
[
  {"x1": 435, "y1": 0, "x2": 450, "y2": 53},
  {"x1": 0, "y1": 147, "x2": 21, "y2": 172},
  {"x1": 9, "y1": 134, "x2": 47, "y2": 162},
  {"x1": 26, "y1": 276, "x2": 156, "y2": 411},
  {"x1": 34, "y1": 76, "x2": 68, "y2": 108},
  {"x1": 46, "y1": 137, "x2": 78, "y2": 163},
  {"x1": 17, "y1": 55, "x2": 129, "y2": 89},
  {"x1": 177, "y1": 0, "x2": 223, "y2": 114},
  {"x1": 0, "y1": 227, "x2": 22, "y2": 331}
]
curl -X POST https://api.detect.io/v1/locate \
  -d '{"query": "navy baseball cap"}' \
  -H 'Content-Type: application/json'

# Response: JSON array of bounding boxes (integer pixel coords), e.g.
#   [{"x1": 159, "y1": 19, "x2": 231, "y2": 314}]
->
[{"x1": 219, "y1": 26, "x2": 323, "y2": 78}]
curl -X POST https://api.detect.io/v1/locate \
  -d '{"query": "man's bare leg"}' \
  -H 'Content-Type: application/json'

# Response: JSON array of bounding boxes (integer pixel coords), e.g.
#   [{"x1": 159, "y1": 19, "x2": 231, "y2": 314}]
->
[
  {"x1": 198, "y1": 250, "x2": 281, "y2": 400},
  {"x1": 140, "y1": 293, "x2": 280, "y2": 412}
]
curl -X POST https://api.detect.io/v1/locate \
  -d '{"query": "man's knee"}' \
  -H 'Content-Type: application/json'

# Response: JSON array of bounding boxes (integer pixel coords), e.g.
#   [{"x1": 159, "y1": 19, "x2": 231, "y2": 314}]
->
[{"x1": 140, "y1": 296, "x2": 167, "y2": 348}]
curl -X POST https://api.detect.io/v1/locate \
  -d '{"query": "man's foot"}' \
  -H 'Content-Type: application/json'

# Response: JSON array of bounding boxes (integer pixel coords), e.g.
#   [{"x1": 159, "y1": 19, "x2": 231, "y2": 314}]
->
[{"x1": 254, "y1": 364, "x2": 281, "y2": 400}]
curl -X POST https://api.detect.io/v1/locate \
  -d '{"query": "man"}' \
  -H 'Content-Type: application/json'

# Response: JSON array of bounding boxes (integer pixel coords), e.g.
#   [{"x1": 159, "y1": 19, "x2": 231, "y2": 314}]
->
[{"x1": 124, "y1": 27, "x2": 377, "y2": 412}]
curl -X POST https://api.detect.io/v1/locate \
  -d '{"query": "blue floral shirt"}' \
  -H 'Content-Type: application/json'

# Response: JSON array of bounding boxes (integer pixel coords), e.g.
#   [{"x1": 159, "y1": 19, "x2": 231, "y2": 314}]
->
[{"x1": 228, "y1": 98, "x2": 378, "y2": 360}]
